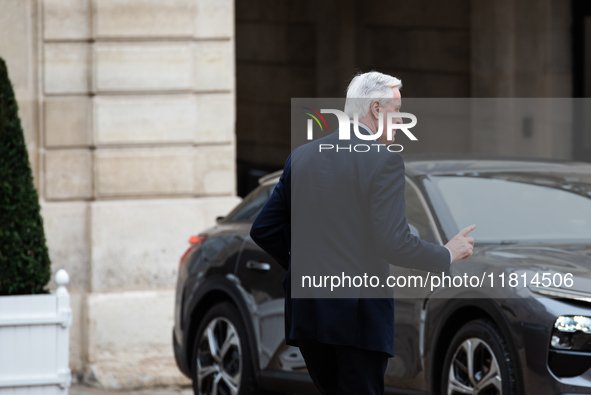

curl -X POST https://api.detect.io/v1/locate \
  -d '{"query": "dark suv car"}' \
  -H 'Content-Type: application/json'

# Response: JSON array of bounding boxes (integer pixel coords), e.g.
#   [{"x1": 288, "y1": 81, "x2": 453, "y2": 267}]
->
[{"x1": 174, "y1": 155, "x2": 591, "y2": 395}]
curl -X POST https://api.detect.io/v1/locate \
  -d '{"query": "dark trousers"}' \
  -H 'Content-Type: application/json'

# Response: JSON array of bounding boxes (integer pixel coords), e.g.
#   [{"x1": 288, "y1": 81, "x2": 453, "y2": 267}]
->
[{"x1": 298, "y1": 339, "x2": 389, "y2": 395}]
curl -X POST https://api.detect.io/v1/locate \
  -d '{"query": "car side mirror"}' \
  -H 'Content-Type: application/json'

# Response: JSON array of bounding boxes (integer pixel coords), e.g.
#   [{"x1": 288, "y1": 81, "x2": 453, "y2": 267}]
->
[{"x1": 216, "y1": 216, "x2": 225, "y2": 223}]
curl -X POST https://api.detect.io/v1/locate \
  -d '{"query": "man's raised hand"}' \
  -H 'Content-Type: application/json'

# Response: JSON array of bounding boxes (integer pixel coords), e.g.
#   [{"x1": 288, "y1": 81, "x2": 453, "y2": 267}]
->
[{"x1": 445, "y1": 224, "x2": 476, "y2": 263}]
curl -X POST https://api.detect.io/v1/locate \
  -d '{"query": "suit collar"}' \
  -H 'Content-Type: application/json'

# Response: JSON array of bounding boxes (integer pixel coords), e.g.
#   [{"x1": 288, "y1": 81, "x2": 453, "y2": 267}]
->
[{"x1": 349, "y1": 121, "x2": 374, "y2": 136}]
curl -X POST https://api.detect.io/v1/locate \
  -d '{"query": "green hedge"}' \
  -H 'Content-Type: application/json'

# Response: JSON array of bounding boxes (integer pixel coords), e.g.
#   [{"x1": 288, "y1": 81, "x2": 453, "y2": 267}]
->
[{"x1": 0, "y1": 58, "x2": 51, "y2": 295}]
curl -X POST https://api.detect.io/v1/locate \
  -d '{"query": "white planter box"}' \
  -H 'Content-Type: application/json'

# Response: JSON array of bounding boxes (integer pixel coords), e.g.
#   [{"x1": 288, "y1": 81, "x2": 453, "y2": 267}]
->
[{"x1": 0, "y1": 270, "x2": 71, "y2": 395}]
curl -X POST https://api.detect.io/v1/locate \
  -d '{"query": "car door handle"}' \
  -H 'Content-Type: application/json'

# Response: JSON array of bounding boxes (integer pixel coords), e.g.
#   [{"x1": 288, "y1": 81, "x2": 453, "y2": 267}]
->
[{"x1": 246, "y1": 260, "x2": 271, "y2": 271}]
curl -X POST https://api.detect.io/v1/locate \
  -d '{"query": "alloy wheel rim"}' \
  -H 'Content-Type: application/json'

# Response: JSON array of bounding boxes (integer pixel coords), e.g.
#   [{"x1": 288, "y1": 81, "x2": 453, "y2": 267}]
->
[
  {"x1": 448, "y1": 337, "x2": 502, "y2": 395},
  {"x1": 196, "y1": 317, "x2": 242, "y2": 395}
]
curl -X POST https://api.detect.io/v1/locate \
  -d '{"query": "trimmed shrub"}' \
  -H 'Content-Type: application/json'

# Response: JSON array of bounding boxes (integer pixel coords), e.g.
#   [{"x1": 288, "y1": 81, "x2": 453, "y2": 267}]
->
[{"x1": 0, "y1": 58, "x2": 51, "y2": 295}]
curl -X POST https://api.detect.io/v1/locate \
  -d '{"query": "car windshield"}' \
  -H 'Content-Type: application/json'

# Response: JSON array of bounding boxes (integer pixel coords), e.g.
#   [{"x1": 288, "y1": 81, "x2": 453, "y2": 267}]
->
[{"x1": 430, "y1": 172, "x2": 591, "y2": 244}]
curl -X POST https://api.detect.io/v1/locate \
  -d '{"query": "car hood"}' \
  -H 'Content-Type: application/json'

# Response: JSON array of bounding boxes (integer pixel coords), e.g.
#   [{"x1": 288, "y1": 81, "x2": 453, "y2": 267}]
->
[{"x1": 467, "y1": 242, "x2": 591, "y2": 292}]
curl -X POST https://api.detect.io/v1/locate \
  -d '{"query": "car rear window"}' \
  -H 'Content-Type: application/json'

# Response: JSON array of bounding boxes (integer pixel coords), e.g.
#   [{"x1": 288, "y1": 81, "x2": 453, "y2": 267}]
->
[{"x1": 223, "y1": 184, "x2": 275, "y2": 222}]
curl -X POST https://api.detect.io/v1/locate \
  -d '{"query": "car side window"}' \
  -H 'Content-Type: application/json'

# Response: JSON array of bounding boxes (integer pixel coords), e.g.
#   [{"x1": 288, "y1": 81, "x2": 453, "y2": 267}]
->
[
  {"x1": 405, "y1": 180, "x2": 438, "y2": 244},
  {"x1": 224, "y1": 184, "x2": 274, "y2": 222}
]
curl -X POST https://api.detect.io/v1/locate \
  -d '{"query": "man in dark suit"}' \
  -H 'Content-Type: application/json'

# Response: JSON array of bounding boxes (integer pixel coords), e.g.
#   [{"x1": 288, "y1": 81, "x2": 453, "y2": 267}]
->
[{"x1": 250, "y1": 71, "x2": 475, "y2": 394}]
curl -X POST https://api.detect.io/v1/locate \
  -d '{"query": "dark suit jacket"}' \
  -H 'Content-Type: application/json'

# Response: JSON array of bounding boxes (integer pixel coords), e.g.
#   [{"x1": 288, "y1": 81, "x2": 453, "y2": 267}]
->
[{"x1": 250, "y1": 124, "x2": 450, "y2": 357}]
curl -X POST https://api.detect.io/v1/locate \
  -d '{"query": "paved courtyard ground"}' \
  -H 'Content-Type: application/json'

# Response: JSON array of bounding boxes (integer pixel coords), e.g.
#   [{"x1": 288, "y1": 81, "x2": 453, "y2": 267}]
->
[
  {"x1": 70, "y1": 386, "x2": 193, "y2": 395},
  {"x1": 69, "y1": 385, "x2": 290, "y2": 395}
]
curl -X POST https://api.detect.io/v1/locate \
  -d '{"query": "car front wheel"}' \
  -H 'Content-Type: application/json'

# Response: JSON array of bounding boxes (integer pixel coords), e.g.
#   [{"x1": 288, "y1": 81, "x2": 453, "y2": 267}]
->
[
  {"x1": 191, "y1": 302, "x2": 255, "y2": 395},
  {"x1": 441, "y1": 319, "x2": 518, "y2": 395}
]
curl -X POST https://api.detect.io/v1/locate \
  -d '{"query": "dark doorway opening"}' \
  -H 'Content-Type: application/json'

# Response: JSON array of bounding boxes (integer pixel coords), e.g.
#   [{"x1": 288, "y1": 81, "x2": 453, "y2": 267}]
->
[{"x1": 573, "y1": 0, "x2": 591, "y2": 162}]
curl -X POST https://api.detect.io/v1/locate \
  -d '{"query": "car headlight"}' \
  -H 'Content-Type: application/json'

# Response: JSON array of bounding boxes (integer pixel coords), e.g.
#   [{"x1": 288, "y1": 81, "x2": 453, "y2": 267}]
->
[
  {"x1": 555, "y1": 316, "x2": 591, "y2": 333},
  {"x1": 551, "y1": 316, "x2": 591, "y2": 351},
  {"x1": 548, "y1": 315, "x2": 591, "y2": 378}
]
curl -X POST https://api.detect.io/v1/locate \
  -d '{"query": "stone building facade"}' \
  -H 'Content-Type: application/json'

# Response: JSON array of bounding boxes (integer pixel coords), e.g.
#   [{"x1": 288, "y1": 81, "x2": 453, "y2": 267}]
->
[
  {"x1": 0, "y1": 0, "x2": 586, "y2": 390},
  {"x1": 1, "y1": 0, "x2": 239, "y2": 388}
]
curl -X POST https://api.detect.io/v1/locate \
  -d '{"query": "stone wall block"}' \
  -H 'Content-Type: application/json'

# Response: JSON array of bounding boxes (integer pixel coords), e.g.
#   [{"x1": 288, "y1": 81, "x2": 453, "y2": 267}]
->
[
  {"x1": 43, "y1": 0, "x2": 91, "y2": 40},
  {"x1": 195, "y1": 0, "x2": 233, "y2": 38},
  {"x1": 89, "y1": 197, "x2": 240, "y2": 292},
  {"x1": 86, "y1": 290, "x2": 191, "y2": 388},
  {"x1": 93, "y1": 0, "x2": 194, "y2": 38},
  {"x1": 93, "y1": 43, "x2": 193, "y2": 92},
  {"x1": 42, "y1": 202, "x2": 90, "y2": 292},
  {"x1": 0, "y1": 0, "x2": 35, "y2": 90},
  {"x1": 45, "y1": 96, "x2": 92, "y2": 147},
  {"x1": 94, "y1": 95, "x2": 197, "y2": 144},
  {"x1": 94, "y1": 147, "x2": 195, "y2": 197},
  {"x1": 194, "y1": 41, "x2": 234, "y2": 91},
  {"x1": 194, "y1": 145, "x2": 235, "y2": 195},
  {"x1": 195, "y1": 93, "x2": 235, "y2": 143},
  {"x1": 44, "y1": 43, "x2": 90, "y2": 94},
  {"x1": 44, "y1": 149, "x2": 93, "y2": 199}
]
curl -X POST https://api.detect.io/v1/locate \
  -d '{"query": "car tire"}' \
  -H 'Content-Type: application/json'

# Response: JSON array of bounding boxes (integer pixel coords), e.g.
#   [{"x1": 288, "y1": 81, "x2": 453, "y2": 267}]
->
[
  {"x1": 441, "y1": 319, "x2": 518, "y2": 395},
  {"x1": 191, "y1": 302, "x2": 256, "y2": 395}
]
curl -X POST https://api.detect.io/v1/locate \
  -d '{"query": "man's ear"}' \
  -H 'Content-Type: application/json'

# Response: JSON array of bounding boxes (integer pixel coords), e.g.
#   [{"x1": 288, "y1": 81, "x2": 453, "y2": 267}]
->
[{"x1": 371, "y1": 100, "x2": 380, "y2": 119}]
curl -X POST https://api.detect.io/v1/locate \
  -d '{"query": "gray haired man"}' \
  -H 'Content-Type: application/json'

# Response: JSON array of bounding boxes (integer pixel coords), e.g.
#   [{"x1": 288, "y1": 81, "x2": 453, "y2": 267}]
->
[{"x1": 251, "y1": 71, "x2": 475, "y2": 394}]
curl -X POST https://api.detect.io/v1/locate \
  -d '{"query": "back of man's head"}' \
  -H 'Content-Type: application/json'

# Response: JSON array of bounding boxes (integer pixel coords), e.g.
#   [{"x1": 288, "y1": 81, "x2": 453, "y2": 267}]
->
[{"x1": 344, "y1": 71, "x2": 402, "y2": 119}]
